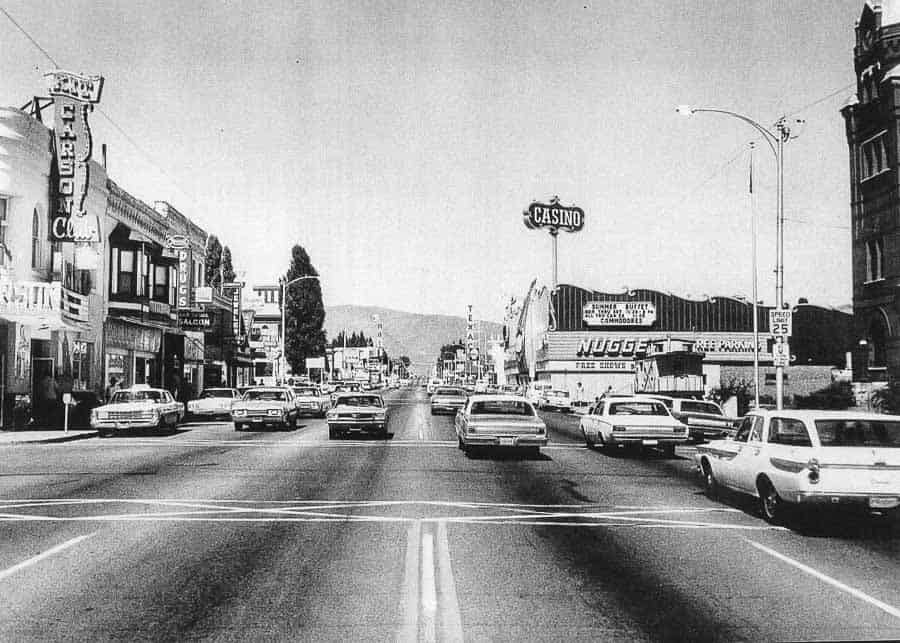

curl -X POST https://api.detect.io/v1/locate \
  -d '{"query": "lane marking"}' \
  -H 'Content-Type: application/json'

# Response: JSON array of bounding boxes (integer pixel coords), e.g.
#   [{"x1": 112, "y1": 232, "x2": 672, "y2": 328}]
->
[
  {"x1": 397, "y1": 520, "x2": 421, "y2": 642},
  {"x1": 435, "y1": 520, "x2": 463, "y2": 641},
  {"x1": 744, "y1": 538, "x2": 900, "y2": 620},
  {"x1": 420, "y1": 528, "x2": 437, "y2": 642},
  {"x1": 0, "y1": 533, "x2": 93, "y2": 581}
]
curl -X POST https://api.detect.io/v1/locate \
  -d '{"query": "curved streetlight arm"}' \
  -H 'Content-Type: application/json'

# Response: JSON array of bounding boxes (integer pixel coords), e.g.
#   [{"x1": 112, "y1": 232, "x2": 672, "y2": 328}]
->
[{"x1": 678, "y1": 106, "x2": 779, "y2": 158}]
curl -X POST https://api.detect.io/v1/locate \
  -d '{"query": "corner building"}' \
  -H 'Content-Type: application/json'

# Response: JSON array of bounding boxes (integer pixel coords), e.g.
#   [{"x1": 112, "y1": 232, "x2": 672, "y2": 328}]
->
[{"x1": 842, "y1": 1, "x2": 900, "y2": 382}]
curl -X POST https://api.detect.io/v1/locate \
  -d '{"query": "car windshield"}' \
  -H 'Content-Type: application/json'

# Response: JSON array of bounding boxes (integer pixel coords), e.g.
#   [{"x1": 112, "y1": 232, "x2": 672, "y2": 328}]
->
[
  {"x1": 815, "y1": 419, "x2": 900, "y2": 447},
  {"x1": 111, "y1": 390, "x2": 166, "y2": 403},
  {"x1": 243, "y1": 390, "x2": 287, "y2": 401},
  {"x1": 200, "y1": 389, "x2": 234, "y2": 399},
  {"x1": 435, "y1": 388, "x2": 465, "y2": 396},
  {"x1": 680, "y1": 401, "x2": 722, "y2": 415},
  {"x1": 470, "y1": 400, "x2": 535, "y2": 416},
  {"x1": 609, "y1": 401, "x2": 670, "y2": 416},
  {"x1": 293, "y1": 388, "x2": 319, "y2": 397},
  {"x1": 336, "y1": 396, "x2": 383, "y2": 407}
]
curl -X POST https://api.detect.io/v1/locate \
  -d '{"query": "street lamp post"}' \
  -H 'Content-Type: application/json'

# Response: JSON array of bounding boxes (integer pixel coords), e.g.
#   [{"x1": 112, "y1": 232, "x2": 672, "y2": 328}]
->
[
  {"x1": 677, "y1": 105, "x2": 795, "y2": 410},
  {"x1": 279, "y1": 275, "x2": 319, "y2": 384}
]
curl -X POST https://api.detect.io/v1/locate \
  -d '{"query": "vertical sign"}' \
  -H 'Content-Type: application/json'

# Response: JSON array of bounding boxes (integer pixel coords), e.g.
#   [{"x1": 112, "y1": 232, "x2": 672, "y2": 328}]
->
[
  {"x1": 224, "y1": 282, "x2": 243, "y2": 338},
  {"x1": 466, "y1": 304, "x2": 475, "y2": 360},
  {"x1": 167, "y1": 235, "x2": 192, "y2": 310},
  {"x1": 45, "y1": 71, "x2": 103, "y2": 244}
]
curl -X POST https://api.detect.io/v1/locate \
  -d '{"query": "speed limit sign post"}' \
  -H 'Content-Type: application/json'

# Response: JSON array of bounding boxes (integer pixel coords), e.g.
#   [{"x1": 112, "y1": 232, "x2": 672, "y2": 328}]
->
[{"x1": 769, "y1": 310, "x2": 792, "y2": 337}]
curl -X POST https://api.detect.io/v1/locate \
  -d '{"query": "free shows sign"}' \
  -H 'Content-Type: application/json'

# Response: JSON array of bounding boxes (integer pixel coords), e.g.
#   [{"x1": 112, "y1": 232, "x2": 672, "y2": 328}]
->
[{"x1": 523, "y1": 198, "x2": 585, "y2": 233}]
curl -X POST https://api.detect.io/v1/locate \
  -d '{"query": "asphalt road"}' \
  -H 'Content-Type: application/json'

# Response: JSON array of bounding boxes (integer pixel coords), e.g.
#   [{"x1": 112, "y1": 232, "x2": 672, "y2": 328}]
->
[{"x1": 0, "y1": 387, "x2": 897, "y2": 641}]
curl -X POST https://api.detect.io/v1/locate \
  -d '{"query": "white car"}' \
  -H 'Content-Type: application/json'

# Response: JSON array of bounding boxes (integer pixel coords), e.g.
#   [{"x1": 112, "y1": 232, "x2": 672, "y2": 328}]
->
[
  {"x1": 185, "y1": 388, "x2": 241, "y2": 420},
  {"x1": 292, "y1": 385, "x2": 330, "y2": 418},
  {"x1": 92, "y1": 386, "x2": 184, "y2": 437},
  {"x1": 327, "y1": 393, "x2": 388, "y2": 439},
  {"x1": 695, "y1": 409, "x2": 900, "y2": 524},
  {"x1": 526, "y1": 382, "x2": 552, "y2": 406},
  {"x1": 579, "y1": 396, "x2": 688, "y2": 457},
  {"x1": 539, "y1": 389, "x2": 572, "y2": 413}
]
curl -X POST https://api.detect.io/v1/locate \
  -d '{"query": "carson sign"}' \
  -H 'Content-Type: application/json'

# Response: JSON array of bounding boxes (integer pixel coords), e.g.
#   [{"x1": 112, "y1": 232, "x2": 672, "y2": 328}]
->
[{"x1": 523, "y1": 201, "x2": 584, "y2": 233}]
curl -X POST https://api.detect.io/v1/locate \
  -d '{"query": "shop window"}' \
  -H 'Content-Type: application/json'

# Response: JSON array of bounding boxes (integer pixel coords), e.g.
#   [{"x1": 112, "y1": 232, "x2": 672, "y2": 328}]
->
[
  {"x1": 116, "y1": 248, "x2": 136, "y2": 295},
  {"x1": 31, "y1": 208, "x2": 40, "y2": 269},
  {"x1": 169, "y1": 266, "x2": 176, "y2": 305},
  {"x1": 72, "y1": 342, "x2": 91, "y2": 390},
  {"x1": 866, "y1": 237, "x2": 884, "y2": 282},
  {"x1": 154, "y1": 264, "x2": 169, "y2": 301},
  {"x1": 51, "y1": 240, "x2": 62, "y2": 281},
  {"x1": 860, "y1": 131, "x2": 889, "y2": 181}
]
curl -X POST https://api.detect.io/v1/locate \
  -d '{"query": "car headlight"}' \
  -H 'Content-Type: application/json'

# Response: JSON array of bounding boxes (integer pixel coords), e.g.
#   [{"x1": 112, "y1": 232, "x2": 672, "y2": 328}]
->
[
  {"x1": 267, "y1": 409, "x2": 282, "y2": 416},
  {"x1": 233, "y1": 409, "x2": 246, "y2": 417}
]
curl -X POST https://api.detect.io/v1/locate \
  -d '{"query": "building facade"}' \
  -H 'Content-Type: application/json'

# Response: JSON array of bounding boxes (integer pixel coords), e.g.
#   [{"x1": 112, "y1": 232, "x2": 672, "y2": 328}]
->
[
  {"x1": 507, "y1": 283, "x2": 852, "y2": 403},
  {"x1": 842, "y1": 1, "x2": 900, "y2": 383}
]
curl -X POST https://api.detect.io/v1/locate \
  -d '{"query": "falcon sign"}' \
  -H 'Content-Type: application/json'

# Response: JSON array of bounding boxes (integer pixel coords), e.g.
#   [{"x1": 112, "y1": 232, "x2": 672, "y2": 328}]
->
[{"x1": 523, "y1": 201, "x2": 584, "y2": 233}]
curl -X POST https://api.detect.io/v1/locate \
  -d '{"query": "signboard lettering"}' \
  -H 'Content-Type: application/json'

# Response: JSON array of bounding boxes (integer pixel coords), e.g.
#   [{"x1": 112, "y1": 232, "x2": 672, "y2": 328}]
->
[
  {"x1": 769, "y1": 310, "x2": 792, "y2": 336},
  {"x1": 583, "y1": 301, "x2": 656, "y2": 326},
  {"x1": 46, "y1": 71, "x2": 103, "y2": 244},
  {"x1": 178, "y1": 311, "x2": 212, "y2": 329},
  {"x1": 523, "y1": 201, "x2": 585, "y2": 233}
]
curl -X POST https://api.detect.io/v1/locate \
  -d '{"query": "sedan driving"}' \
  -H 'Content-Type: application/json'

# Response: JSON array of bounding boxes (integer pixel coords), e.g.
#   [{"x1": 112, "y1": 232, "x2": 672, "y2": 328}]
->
[
  {"x1": 455, "y1": 395, "x2": 548, "y2": 455},
  {"x1": 327, "y1": 393, "x2": 388, "y2": 439},
  {"x1": 580, "y1": 397, "x2": 688, "y2": 456},
  {"x1": 430, "y1": 386, "x2": 467, "y2": 415}
]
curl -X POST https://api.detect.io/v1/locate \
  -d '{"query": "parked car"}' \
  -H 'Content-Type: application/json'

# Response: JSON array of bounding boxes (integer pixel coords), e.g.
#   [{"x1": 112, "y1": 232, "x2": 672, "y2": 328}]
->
[
  {"x1": 185, "y1": 387, "x2": 241, "y2": 421},
  {"x1": 292, "y1": 384, "x2": 329, "y2": 418},
  {"x1": 231, "y1": 387, "x2": 298, "y2": 431},
  {"x1": 695, "y1": 409, "x2": 900, "y2": 524},
  {"x1": 538, "y1": 389, "x2": 572, "y2": 413},
  {"x1": 427, "y1": 379, "x2": 442, "y2": 395},
  {"x1": 92, "y1": 386, "x2": 184, "y2": 437},
  {"x1": 327, "y1": 392, "x2": 388, "y2": 439},
  {"x1": 526, "y1": 382, "x2": 552, "y2": 406},
  {"x1": 455, "y1": 395, "x2": 548, "y2": 454},
  {"x1": 579, "y1": 396, "x2": 689, "y2": 456},
  {"x1": 641, "y1": 395, "x2": 734, "y2": 442},
  {"x1": 430, "y1": 386, "x2": 468, "y2": 415}
]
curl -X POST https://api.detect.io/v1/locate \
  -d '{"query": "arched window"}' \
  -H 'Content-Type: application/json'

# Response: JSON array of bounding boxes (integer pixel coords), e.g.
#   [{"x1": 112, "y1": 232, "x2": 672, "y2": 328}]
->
[
  {"x1": 867, "y1": 311, "x2": 890, "y2": 368},
  {"x1": 31, "y1": 208, "x2": 40, "y2": 269}
]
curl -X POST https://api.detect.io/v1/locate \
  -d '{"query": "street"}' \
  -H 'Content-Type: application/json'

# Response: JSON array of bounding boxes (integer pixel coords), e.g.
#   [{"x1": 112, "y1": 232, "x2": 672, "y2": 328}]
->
[{"x1": 1, "y1": 386, "x2": 898, "y2": 642}]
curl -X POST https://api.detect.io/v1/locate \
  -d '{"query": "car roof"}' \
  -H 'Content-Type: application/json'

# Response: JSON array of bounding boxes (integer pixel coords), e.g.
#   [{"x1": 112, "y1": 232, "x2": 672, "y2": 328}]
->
[
  {"x1": 244, "y1": 387, "x2": 290, "y2": 392},
  {"x1": 745, "y1": 409, "x2": 900, "y2": 421},
  {"x1": 468, "y1": 394, "x2": 530, "y2": 403},
  {"x1": 120, "y1": 386, "x2": 167, "y2": 393},
  {"x1": 605, "y1": 397, "x2": 670, "y2": 405}
]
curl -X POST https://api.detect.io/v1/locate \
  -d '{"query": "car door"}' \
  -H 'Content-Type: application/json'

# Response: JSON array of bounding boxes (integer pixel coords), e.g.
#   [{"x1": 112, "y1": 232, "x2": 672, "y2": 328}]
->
[
  {"x1": 729, "y1": 415, "x2": 766, "y2": 493},
  {"x1": 714, "y1": 416, "x2": 754, "y2": 489}
]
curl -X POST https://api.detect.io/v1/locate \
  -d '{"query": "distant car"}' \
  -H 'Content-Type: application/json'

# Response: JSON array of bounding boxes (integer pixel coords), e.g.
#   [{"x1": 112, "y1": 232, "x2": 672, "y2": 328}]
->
[
  {"x1": 579, "y1": 397, "x2": 688, "y2": 457},
  {"x1": 526, "y1": 382, "x2": 552, "y2": 406},
  {"x1": 427, "y1": 379, "x2": 442, "y2": 395},
  {"x1": 642, "y1": 395, "x2": 734, "y2": 442},
  {"x1": 327, "y1": 393, "x2": 388, "y2": 439},
  {"x1": 186, "y1": 388, "x2": 241, "y2": 420},
  {"x1": 695, "y1": 409, "x2": 900, "y2": 524},
  {"x1": 231, "y1": 387, "x2": 298, "y2": 431},
  {"x1": 455, "y1": 395, "x2": 548, "y2": 454},
  {"x1": 292, "y1": 385, "x2": 329, "y2": 418},
  {"x1": 331, "y1": 381, "x2": 362, "y2": 404},
  {"x1": 430, "y1": 386, "x2": 468, "y2": 415},
  {"x1": 474, "y1": 381, "x2": 488, "y2": 393},
  {"x1": 92, "y1": 386, "x2": 184, "y2": 437},
  {"x1": 538, "y1": 389, "x2": 572, "y2": 413}
]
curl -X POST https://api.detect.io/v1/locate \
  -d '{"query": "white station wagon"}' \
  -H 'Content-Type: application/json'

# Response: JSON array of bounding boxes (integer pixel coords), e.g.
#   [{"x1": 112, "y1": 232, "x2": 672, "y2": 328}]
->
[{"x1": 695, "y1": 409, "x2": 900, "y2": 523}]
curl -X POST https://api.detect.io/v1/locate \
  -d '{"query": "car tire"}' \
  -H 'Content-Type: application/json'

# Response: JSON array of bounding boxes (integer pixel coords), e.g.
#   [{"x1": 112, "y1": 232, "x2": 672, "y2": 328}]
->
[
  {"x1": 582, "y1": 428, "x2": 593, "y2": 449},
  {"x1": 457, "y1": 435, "x2": 464, "y2": 450},
  {"x1": 702, "y1": 461, "x2": 719, "y2": 498},
  {"x1": 328, "y1": 427, "x2": 338, "y2": 440},
  {"x1": 234, "y1": 423, "x2": 243, "y2": 431},
  {"x1": 661, "y1": 444, "x2": 676, "y2": 458},
  {"x1": 758, "y1": 478, "x2": 785, "y2": 525},
  {"x1": 98, "y1": 427, "x2": 114, "y2": 438}
]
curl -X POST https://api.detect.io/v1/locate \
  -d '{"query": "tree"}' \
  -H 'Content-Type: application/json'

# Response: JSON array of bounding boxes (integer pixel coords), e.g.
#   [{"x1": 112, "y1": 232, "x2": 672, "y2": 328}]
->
[
  {"x1": 204, "y1": 235, "x2": 223, "y2": 288},
  {"x1": 794, "y1": 381, "x2": 855, "y2": 410},
  {"x1": 708, "y1": 377, "x2": 754, "y2": 417},
  {"x1": 283, "y1": 245, "x2": 326, "y2": 375},
  {"x1": 221, "y1": 246, "x2": 236, "y2": 283},
  {"x1": 872, "y1": 381, "x2": 900, "y2": 414}
]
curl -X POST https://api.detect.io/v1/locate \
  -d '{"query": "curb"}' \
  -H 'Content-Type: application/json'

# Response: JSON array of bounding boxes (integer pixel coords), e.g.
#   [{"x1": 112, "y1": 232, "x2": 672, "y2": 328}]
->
[{"x1": 13, "y1": 432, "x2": 98, "y2": 444}]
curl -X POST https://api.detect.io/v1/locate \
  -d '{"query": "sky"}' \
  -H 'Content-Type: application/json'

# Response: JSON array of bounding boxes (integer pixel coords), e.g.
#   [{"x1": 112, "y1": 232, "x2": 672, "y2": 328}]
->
[{"x1": 0, "y1": 1, "x2": 865, "y2": 322}]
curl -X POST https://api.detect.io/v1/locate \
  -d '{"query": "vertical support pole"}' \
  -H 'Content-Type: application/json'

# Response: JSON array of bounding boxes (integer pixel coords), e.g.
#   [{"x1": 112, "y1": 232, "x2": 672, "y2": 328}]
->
[
  {"x1": 550, "y1": 229, "x2": 559, "y2": 290},
  {"x1": 775, "y1": 122, "x2": 785, "y2": 410},
  {"x1": 750, "y1": 142, "x2": 760, "y2": 409}
]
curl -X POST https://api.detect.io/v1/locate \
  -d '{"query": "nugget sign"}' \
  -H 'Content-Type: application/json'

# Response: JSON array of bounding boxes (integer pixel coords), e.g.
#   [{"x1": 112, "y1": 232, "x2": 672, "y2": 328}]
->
[{"x1": 523, "y1": 200, "x2": 584, "y2": 233}]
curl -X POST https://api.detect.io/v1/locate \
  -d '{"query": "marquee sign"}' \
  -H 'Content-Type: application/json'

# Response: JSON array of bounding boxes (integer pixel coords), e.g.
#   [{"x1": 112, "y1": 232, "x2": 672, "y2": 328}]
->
[
  {"x1": 178, "y1": 311, "x2": 212, "y2": 329},
  {"x1": 523, "y1": 200, "x2": 584, "y2": 233},
  {"x1": 46, "y1": 70, "x2": 103, "y2": 244},
  {"x1": 583, "y1": 301, "x2": 656, "y2": 326}
]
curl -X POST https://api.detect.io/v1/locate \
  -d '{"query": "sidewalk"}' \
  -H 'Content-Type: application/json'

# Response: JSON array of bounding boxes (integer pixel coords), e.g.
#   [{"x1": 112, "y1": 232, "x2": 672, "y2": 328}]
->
[{"x1": 0, "y1": 428, "x2": 98, "y2": 444}]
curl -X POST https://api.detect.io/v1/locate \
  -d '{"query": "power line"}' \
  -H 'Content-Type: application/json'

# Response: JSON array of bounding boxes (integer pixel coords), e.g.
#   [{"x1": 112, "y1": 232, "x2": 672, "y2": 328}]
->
[
  {"x1": 0, "y1": 6, "x2": 58, "y2": 68},
  {"x1": 782, "y1": 82, "x2": 856, "y2": 119}
]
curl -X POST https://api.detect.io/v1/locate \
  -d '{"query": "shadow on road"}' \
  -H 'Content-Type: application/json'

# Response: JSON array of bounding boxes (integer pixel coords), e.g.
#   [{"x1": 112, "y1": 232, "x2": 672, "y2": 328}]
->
[{"x1": 464, "y1": 447, "x2": 551, "y2": 461}]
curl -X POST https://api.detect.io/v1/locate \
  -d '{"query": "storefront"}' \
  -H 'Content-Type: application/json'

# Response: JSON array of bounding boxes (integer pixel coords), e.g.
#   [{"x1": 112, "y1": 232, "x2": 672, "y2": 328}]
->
[{"x1": 103, "y1": 318, "x2": 162, "y2": 389}]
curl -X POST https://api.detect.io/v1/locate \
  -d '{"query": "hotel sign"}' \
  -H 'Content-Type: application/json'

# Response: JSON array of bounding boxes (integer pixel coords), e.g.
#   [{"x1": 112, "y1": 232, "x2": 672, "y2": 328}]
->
[
  {"x1": 46, "y1": 70, "x2": 103, "y2": 243},
  {"x1": 523, "y1": 200, "x2": 584, "y2": 233},
  {"x1": 583, "y1": 302, "x2": 656, "y2": 326}
]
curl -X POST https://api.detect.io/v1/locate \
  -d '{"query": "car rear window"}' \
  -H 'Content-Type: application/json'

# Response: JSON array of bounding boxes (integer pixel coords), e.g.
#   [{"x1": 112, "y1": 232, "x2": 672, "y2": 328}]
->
[
  {"x1": 680, "y1": 401, "x2": 723, "y2": 415},
  {"x1": 435, "y1": 388, "x2": 464, "y2": 396},
  {"x1": 293, "y1": 388, "x2": 318, "y2": 397},
  {"x1": 550, "y1": 390, "x2": 569, "y2": 398},
  {"x1": 609, "y1": 401, "x2": 669, "y2": 416},
  {"x1": 815, "y1": 419, "x2": 900, "y2": 448},
  {"x1": 244, "y1": 390, "x2": 286, "y2": 402},
  {"x1": 336, "y1": 396, "x2": 383, "y2": 407},
  {"x1": 200, "y1": 389, "x2": 234, "y2": 399},
  {"x1": 470, "y1": 400, "x2": 535, "y2": 416}
]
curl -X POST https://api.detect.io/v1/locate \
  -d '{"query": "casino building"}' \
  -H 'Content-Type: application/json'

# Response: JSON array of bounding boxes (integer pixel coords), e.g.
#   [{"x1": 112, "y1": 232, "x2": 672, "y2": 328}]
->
[{"x1": 506, "y1": 282, "x2": 853, "y2": 403}]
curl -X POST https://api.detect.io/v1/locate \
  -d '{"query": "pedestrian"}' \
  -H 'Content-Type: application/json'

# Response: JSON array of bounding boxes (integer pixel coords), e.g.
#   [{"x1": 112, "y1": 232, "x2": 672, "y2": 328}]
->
[{"x1": 105, "y1": 376, "x2": 119, "y2": 403}]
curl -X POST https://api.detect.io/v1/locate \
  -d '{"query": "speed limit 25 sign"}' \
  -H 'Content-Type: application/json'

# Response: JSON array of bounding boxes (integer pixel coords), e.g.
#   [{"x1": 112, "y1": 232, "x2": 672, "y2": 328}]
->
[{"x1": 768, "y1": 310, "x2": 792, "y2": 336}]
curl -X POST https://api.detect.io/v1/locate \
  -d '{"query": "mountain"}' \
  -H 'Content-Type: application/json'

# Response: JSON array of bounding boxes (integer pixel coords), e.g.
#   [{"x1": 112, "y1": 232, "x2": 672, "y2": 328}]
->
[{"x1": 324, "y1": 305, "x2": 503, "y2": 374}]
